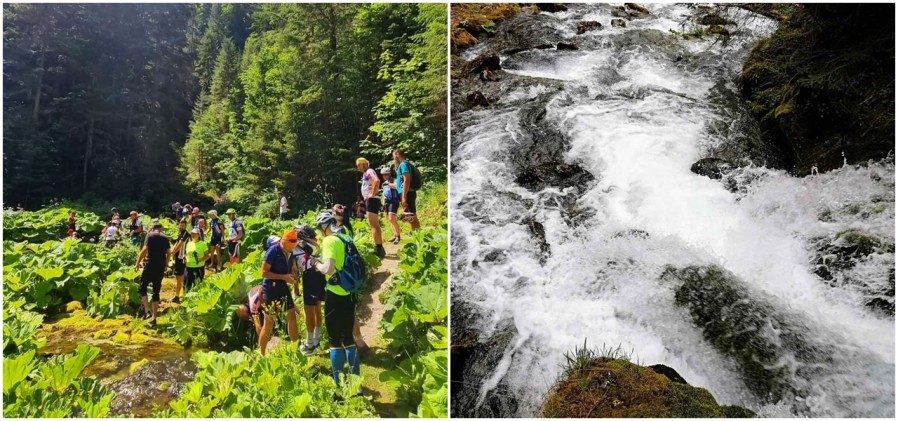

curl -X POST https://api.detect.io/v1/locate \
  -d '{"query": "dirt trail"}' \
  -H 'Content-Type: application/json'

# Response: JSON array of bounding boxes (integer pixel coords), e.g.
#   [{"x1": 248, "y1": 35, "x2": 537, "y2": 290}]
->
[{"x1": 358, "y1": 241, "x2": 401, "y2": 346}]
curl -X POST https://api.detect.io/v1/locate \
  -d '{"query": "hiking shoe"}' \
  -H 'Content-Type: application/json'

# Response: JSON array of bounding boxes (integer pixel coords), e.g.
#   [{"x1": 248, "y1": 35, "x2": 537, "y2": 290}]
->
[
  {"x1": 172, "y1": 296, "x2": 180, "y2": 304},
  {"x1": 149, "y1": 319, "x2": 157, "y2": 327},
  {"x1": 301, "y1": 343, "x2": 317, "y2": 355},
  {"x1": 391, "y1": 236, "x2": 401, "y2": 244},
  {"x1": 141, "y1": 312, "x2": 152, "y2": 320},
  {"x1": 376, "y1": 245, "x2": 386, "y2": 258}
]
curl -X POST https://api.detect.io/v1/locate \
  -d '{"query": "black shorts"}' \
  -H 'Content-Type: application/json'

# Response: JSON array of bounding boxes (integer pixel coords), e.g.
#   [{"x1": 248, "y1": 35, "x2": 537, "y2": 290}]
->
[
  {"x1": 324, "y1": 291, "x2": 356, "y2": 348},
  {"x1": 384, "y1": 201, "x2": 400, "y2": 215},
  {"x1": 210, "y1": 237, "x2": 222, "y2": 247},
  {"x1": 403, "y1": 190, "x2": 417, "y2": 214},
  {"x1": 262, "y1": 281, "x2": 295, "y2": 313},
  {"x1": 139, "y1": 265, "x2": 165, "y2": 302},
  {"x1": 228, "y1": 241, "x2": 241, "y2": 258},
  {"x1": 174, "y1": 258, "x2": 186, "y2": 276},
  {"x1": 185, "y1": 266, "x2": 204, "y2": 292},
  {"x1": 366, "y1": 198, "x2": 382, "y2": 214},
  {"x1": 302, "y1": 272, "x2": 327, "y2": 306}
]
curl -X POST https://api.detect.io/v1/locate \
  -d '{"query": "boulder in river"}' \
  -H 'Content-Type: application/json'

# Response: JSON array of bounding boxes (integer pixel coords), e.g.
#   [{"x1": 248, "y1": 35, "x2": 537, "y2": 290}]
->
[
  {"x1": 576, "y1": 20, "x2": 602, "y2": 34},
  {"x1": 625, "y1": 3, "x2": 651, "y2": 15},
  {"x1": 611, "y1": 18, "x2": 627, "y2": 28},
  {"x1": 556, "y1": 42, "x2": 578, "y2": 51},
  {"x1": 541, "y1": 358, "x2": 755, "y2": 417},
  {"x1": 690, "y1": 157, "x2": 734, "y2": 180},
  {"x1": 466, "y1": 91, "x2": 490, "y2": 108},
  {"x1": 534, "y1": 3, "x2": 568, "y2": 13},
  {"x1": 461, "y1": 50, "x2": 501, "y2": 75}
]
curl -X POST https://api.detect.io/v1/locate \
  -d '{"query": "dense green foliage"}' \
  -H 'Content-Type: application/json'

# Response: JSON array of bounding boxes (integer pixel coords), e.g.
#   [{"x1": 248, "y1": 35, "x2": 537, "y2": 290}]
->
[
  {"x1": 3, "y1": 301, "x2": 116, "y2": 418},
  {"x1": 3, "y1": 4, "x2": 197, "y2": 209},
  {"x1": 4, "y1": 3, "x2": 447, "y2": 213},
  {"x1": 179, "y1": 3, "x2": 447, "y2": 210},
  {"x1": 739, "y1": 4, "x2": 895, "y2": 174},
  {"x1": 380, "y1": 226, "x2": 449, "y2": 417},
  {"x1": 155, "y1": 345, "x2": 375, "y2": 417},
  {"x1": 3, "y1": 207, "x2": 105, "y2": 243},
  {"x1": 3, "y1": 238, "x2": 141, "y2": 317}
]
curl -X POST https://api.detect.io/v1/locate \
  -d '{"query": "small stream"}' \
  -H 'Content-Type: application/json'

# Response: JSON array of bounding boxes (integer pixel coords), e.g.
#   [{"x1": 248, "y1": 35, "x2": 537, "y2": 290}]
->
[{"x1": 38, "y1": 313, "x2": 198, "y2": 417}]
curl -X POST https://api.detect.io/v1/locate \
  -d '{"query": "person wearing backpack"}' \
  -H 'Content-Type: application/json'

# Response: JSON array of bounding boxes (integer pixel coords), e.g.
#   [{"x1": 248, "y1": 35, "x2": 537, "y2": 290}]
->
[
  {"x1": 226, "y1": 208, "x2": 245, "y2": 264},
  {"x1": 314, "y1": 210, "x2": 363, "y2": 390},
  {"x1": 380, "y1": 167, "x2": 402, "y2": 244},
  {"x1": 393, "y1": 148, "x2": 421, "y2": 231},
  {"x1": 356, "y1": 157, "x2": 386, "y2": 258},
  {"x1": 207, "y1": 210, "x2": 224, "y2": 271}
]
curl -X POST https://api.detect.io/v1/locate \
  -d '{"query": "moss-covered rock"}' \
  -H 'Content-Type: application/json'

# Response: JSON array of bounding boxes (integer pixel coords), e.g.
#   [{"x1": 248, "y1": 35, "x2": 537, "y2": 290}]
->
[
  {"x1": 541, "y1": 358, "x2": 754, "y2": 417},
  {"x1": 65, "y1": 300, "x2": 84, "y2": 312},
  {"x1": 738, "y1": 4, "x2": 895, "y2": 174}
]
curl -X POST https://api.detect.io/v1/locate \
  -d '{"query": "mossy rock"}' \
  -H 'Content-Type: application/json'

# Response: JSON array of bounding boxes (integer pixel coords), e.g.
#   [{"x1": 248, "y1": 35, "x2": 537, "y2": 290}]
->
[
  {"x1": 112, "y1": 331, "x2": 131, "y2": 344},
  {"x1": 834, "y1": 230, "x2": 883, "y2": 256},
  {"x1": 541, "y1": 358, "x2": 754, "y2": 417},
  {"x1": 65, "y1": 301, "x2": 84, "y2": 312}
]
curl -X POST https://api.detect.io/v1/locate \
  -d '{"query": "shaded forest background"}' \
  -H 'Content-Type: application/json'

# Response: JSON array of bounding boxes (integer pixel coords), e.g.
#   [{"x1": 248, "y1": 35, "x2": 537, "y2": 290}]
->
[{"x1": 3, "y1": 3, "x2": 447, "y2": 214}]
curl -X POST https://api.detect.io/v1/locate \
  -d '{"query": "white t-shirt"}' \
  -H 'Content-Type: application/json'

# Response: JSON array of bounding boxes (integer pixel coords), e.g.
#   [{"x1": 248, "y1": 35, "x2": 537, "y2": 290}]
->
[
  {"x1": 105, "y1": 226, "x2": 118, "y2": 241},
  {"x1": 361, "y1": 168, "x2": 379, "y2": 199},
  {"x1": 279, "y1": 196, "x2": 288, "y2": 213}
]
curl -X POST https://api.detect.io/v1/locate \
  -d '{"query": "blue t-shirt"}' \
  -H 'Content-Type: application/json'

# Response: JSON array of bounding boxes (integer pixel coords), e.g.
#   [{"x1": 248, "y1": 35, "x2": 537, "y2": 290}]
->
[
  {"x1": 210, "y1": 218, "x2": 222, "y2": 241},
  {"x1": 396, "y1": 161, "x2": 412, "y2": 194},
  {"x1": 262, "y1": 243, "x2": 294, "y2": 287}
]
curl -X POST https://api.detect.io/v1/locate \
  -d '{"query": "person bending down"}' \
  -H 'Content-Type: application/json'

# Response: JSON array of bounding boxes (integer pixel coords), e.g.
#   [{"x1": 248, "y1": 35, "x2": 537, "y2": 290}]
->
[{"x1": 236, "y1": 285, "x2": 264, "y2": 337}]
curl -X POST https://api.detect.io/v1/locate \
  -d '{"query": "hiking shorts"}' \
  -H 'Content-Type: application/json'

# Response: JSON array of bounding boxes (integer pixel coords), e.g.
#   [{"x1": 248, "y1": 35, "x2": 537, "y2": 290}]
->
[
  {"x1": 302, "y1": 274, "x2": 326, "y2": 306},
  {"x1": 210, "y1": 236, "x2": 222, "y2": 247},
  {"x1": 173, "y1": 257, "x2": 186, "y2": 276},
  {"x1": 262, "y1": 281, "x2": 295, "y2": 313},
  {"x1": 139, "y1": 265, "x2": 165, "y2": 302},
  {"x1": 365, "y1": 198, "x2": 382, "y2": 214},
  {"x1": 324, "y1": 291, "x2": 356, "y2": 348},
  {"x1": 185, "y1": 266, "x2": 204, "y2": 292},
  {"x1": 403, "y1": 190, "x2": 418, "y2": 214},
  {"x1": 228, "y1": 241, "x2": 241, "y2": 259},
  {"x1": 384, "y1": 201, "x2": 400, "y2": 215}
]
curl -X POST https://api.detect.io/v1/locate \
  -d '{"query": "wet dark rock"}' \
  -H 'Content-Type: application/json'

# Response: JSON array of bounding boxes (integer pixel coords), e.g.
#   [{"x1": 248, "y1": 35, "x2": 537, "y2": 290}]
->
[
  {"x1": 690, "y1": 158, "x2": 735, "y2": 180},
  {"x1": 649, "y1": 364, "x2": 688, "y2": 384},
  {"x1": 502, "y1": 44, "x2": 553, "y2": 56},
  {"x1": 708, "y1": 25, "x2": 730, "y2": 36},
  {"x1": 700, "y1": 13, "x2": 735, "y2": 26},
  {"x1": 534, "y1": 3, "x2": 567, "y2": 13},
  {"x1": 466, "y1": 91, "x2": 490, "y2": 108},
  {"x1": 461, "y1": 50, "x2": 501, "y2": 75},
  {"x1": 493, "y1": 13, "x2": 567, "y2": 53},
  {"x1": 661, "y1": 265, "x2": 836, "y2": 405},
  {"x1": 611, "y1": 9, "x2": 631, "y2": 19},
  {"x1": 576, "y1": 20, "x2": 602, "y2": 34},
  {"x1": 812, "y1": 231, "x2": 895, "y2": 315},
  {"x1": 523, "y1": 216, "x2": 550, "y2": 259},
  {"x1": 451, "y1": 298, "x2": 521, "y2": 417},
  {"x1": 611, "y1": 18, "x2": 627, "y2": 28},
  {"x1": 480, "y1": 70, "x2": 499, "y2": 82},
  {"x1": 556, "y1": 42, "x2": 578, "y2": 51},
  {"x1": 625, "y1": 3, "x2": 650, "y2": 15}
]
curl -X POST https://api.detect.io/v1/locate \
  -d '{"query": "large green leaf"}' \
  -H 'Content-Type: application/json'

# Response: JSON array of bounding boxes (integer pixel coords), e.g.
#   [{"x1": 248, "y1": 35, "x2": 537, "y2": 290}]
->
[
  {"x1": 3, "y1": 350, "x2": 36, "y2": 394},
  {"x1": 34, "y1": 267, "x2": 64, "y2": 280}
]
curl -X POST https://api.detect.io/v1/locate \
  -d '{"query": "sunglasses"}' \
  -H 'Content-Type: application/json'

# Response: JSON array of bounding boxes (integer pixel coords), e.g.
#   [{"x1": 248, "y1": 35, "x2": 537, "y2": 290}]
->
[{"x1": 285, "y1": 239, "x2": 297, "y2": 244}]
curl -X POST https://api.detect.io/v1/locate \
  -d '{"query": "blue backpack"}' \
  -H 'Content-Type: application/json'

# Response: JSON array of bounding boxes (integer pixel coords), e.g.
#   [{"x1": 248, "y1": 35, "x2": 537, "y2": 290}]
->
[{"x1": 331, "y1": 233, "x2": 366, "y2": 293}]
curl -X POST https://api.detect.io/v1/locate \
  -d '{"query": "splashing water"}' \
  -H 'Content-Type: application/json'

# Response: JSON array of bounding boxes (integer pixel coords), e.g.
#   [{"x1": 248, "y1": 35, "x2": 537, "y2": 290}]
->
[{"x1": 452, "y1": 4, "x2": 894, "y2": 417}]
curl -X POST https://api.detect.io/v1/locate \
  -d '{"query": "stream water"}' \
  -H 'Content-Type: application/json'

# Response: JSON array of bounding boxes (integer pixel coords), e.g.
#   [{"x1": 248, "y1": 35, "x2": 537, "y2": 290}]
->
[{"x1": 451, "y1": 4, "x2": 894, "y2": 418}]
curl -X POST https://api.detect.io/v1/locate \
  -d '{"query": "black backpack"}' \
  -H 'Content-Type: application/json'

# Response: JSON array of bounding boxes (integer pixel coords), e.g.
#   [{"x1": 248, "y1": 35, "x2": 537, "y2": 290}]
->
[{"x1": 406, "y1": 161, "x2": 423, "y2": 191}]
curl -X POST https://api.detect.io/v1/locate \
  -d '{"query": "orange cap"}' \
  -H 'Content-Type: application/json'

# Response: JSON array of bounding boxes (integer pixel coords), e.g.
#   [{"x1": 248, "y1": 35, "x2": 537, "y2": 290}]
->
[{"x1": 282, "y1": 229, "x2": 298, "y2": 242}]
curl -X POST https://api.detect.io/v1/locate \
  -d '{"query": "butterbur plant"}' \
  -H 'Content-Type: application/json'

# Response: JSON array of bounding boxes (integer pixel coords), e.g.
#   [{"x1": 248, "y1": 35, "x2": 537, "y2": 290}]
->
[{"x1": 3, "y1": 344, "x2": 115, "y2": 418}]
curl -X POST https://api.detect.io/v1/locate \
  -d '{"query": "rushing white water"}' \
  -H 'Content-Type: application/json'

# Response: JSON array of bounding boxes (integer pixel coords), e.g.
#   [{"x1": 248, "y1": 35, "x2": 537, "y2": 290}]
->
[{"x1": 452, "y1": 4, "x2": 895, "y2": 418}]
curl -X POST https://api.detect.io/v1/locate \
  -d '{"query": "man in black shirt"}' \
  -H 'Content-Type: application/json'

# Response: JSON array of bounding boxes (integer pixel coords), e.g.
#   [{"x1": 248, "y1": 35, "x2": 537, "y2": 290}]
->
[{"x1": 136, "y1": 220, "x2": 170, "y2": 326}]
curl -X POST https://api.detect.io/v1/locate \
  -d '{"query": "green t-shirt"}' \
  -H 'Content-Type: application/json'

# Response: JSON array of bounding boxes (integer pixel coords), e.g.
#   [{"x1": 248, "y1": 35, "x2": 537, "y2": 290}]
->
[
  {"x1": 322, "y1": 234, "x2": 347, "y2": 295},
  {"x1": 185, "y1": 240, "x2": 209, "y2": 268}
]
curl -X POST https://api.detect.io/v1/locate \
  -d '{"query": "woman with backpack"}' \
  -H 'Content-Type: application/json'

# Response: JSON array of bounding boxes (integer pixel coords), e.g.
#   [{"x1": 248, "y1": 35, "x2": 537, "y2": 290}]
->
[{"x1": 314, "y1": 210, "x2": 362, "y2": 390}]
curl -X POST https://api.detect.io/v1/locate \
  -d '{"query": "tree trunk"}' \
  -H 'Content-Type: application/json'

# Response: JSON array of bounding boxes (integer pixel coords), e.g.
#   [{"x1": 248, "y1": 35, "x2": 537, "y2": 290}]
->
[
  {"x1": 32, "y1": 54, "x2": 45, "y2": 125},
  {"x1": 83, "y1": 113, "x2": 94, "y2": 191}
]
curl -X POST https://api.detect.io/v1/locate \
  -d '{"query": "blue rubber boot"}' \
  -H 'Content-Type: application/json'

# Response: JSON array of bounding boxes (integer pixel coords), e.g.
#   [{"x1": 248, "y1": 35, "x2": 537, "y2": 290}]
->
[
  {"x1": 330, "y1": 347, "x2": 346, "y2": 385},
  {"x1": 345, "y1": 345, "x2": 360, "y2": 376}
]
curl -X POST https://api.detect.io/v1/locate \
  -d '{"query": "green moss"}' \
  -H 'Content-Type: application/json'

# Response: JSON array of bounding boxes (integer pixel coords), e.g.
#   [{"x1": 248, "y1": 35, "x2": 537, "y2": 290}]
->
[
  {"x1": 541, "y1": 357, "x2": 754, "y2": 418},
  {"x1": 835, "y1": 230, "x2": 883, "y2": 255},
  {"x1": 129, "y1": 358, "x2": 150, "y2": 374}
]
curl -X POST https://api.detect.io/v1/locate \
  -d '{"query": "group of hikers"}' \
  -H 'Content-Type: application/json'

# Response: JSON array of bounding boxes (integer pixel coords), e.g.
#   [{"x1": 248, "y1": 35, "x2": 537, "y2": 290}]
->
[{"x1": 127, "y1": 149, "x2": 423, "y2": 392}]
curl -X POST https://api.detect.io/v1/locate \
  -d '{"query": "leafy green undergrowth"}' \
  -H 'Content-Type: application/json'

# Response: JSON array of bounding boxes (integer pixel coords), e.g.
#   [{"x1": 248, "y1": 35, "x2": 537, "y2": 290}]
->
[
  {"x1": 3, "y1": 301, "x2": 115, "y2": 418},
  {"x1": 379, "y1": 224, "x2": 449, "y2": 417},
  {"x1": 3, "y1": 238, "x2": 141, "y2": 317},
  {"x1": 154, "y1": 344, "x2": 376, "y2": 417},
  {"x1": 3, "y1": 206, "x2": 105, "y2": 243}
]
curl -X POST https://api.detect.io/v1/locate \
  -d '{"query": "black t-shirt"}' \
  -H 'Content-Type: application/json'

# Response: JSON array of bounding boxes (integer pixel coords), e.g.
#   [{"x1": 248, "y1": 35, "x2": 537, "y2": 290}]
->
[{"x1": 145, "y1": 231, "x2": 170, "y2": 268}]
